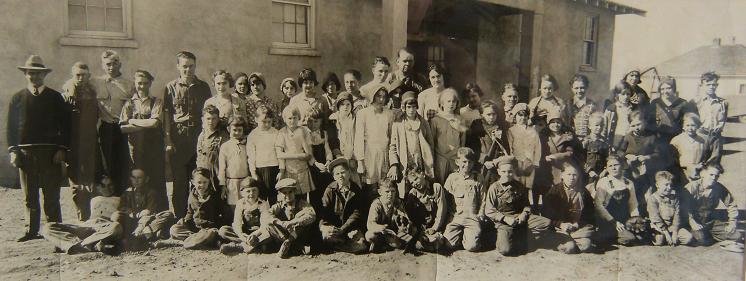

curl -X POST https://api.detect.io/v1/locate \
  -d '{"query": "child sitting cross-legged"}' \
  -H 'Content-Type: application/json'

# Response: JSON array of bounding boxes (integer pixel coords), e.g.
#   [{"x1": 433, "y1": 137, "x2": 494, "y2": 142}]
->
[
  {"x1": 217, "y1": 178, "x2": 270, "y2": 254},
  {"x1": 248, "y1": 178, "x2": 317, "y2": 258},
  {"x1": 168, "y1": 168, "x2": 232, "y2": 250}
]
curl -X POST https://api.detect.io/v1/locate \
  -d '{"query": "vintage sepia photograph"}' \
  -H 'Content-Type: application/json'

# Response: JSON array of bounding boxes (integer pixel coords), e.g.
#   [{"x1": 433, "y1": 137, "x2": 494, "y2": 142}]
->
[{"x1": 0, "y1": 0, "x2": 744, "y2": 280}]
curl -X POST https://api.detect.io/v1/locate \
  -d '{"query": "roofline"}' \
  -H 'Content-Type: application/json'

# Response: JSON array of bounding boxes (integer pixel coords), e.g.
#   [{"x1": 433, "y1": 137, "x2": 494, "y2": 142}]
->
[{"x1": 569, "y1": 0, "x2": 646, "y2": 16}]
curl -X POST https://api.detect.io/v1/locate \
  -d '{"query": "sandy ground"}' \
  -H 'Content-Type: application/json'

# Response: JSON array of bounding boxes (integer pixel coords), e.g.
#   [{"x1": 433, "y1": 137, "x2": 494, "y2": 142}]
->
[{"x1": 2, "y1": 97, "x2": 746, "y2": 281}]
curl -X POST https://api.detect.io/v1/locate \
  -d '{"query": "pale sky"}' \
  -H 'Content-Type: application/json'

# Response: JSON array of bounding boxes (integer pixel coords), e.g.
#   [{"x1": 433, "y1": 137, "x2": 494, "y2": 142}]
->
[{"x1": 611, "y1": 0, "x2": 746, "y2": 86}]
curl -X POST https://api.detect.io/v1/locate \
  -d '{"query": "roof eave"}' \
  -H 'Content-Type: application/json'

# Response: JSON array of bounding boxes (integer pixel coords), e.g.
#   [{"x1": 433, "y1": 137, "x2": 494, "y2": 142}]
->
[{"x1": 569, "y1": 0, "x2": 646, "y2": 16}]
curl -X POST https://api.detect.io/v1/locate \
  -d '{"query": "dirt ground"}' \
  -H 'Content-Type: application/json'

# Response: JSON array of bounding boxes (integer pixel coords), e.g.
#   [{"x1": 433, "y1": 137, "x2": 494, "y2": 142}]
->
[{"x1": 2, "y1": 100, "x2": 746, "y2": 280}]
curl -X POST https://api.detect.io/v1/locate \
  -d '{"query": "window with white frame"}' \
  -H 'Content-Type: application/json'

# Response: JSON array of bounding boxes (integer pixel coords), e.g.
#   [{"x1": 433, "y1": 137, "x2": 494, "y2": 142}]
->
[
  {"x1": 427, "y1": 46, "x2": 445, "y2": 68},
  {"x1": 271, "y1": 0, "x2": 315, "y2": 49},
  {"x1": 66, "y1": 0, "x2": 132, "y2": 39},
  {"x1": 581, "y1": 15, "x2": 599, "y2": 70}
]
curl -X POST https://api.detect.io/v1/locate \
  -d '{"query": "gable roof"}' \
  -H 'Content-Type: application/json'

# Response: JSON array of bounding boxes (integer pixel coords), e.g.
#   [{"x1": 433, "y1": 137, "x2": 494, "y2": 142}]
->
[{"x1": 656, "y1": 43, "x2": 746, "y2": 77}]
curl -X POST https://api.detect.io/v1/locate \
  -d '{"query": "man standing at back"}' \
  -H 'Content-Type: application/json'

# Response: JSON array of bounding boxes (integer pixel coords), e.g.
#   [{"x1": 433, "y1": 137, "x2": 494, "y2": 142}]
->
[
  {"x1": 7, "y1": 55, "x2": 71, "y2": 242},
  {"x1": 91, "y1": 50, "x2": 134, "y2": 194},
  {"x1": 162, "y1": 51, "x2": 212, "y2": 218},
  {"x1": 387, "y1": 48, "x2": 426, "y2": 95}
]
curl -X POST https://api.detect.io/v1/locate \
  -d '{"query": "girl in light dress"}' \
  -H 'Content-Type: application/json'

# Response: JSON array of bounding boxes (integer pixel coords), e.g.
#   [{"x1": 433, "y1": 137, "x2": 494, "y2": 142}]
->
[
  {"x1": 275, "y1": 106, "x2": 316, "y2": 196},
  {"x1": 429, "y1": 88, "x2": 468, "y2": 184},
  {"x1": 354, "y1": 86, "x2": 397, "y2": 189},
  {"x1": 507, "y1": 103, "x2": 542, "y2": 209}
]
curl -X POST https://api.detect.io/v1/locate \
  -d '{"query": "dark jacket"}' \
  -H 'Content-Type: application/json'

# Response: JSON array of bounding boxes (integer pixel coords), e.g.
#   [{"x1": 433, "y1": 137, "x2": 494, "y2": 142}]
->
[
  {"x1": 7, "y1": 87, "x2": 70, "y2": 150},
  {"x1": 183, "y1": 187, "x2": 230, "y2": 230},
  {"x1": 320, "y1": 181, "x2": 365, "y2": 234},
  {"x1": 542, "y1": 183, "x2": 595, "y2": 228}
]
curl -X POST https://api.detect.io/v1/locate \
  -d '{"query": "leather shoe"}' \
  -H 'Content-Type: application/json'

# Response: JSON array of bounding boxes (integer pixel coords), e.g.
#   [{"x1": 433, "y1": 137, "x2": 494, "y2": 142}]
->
[{"x1": 17, "y1": 233, "x2": 42, "y2": 242}]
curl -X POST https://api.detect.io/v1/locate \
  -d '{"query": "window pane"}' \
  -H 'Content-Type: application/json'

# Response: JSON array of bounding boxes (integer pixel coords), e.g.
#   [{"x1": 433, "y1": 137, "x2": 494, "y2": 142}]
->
[
  {"x1": 272, "y1": 23, "x2": 284, "y2": 42},
  {"x1": 296, "y1": 24, "x2": 307, "y2": 43},
  {"x1": 284, "y1": 23, "x2": 296, "y2": 43},
  {"x1": 87, "y1": 0, "x2": 105, "y2": 7},
  {"x1": 105, "y1": 0, "x2": 122, "y2": 8},
  {"x1": 68, "y1": 5, "x2": 86, "y2": 30},
  {"x1": 582, "y1": 42, "x2": 593, "y2": 65},
  {"x1": 295, "y1": 6, "x2": 306, "y2": 24},
  {"x1": 87, "y1": 6, "x2": 106, "y2": 31},
  {"x1": 283, "y1": 4, "x2": 295, "y2": 23},
  {"x1": 69, "y1": 0, "x2": 84, "y2": 6},
  {"x1": 272, "y1": 3, "x2": 283, "y2": 23},
  {"x1": 584, "y1": 18, "x2": 593, "y2": 40},
  {"x1": 106, "y1": 8, "x2": 123, "y2": 32}
]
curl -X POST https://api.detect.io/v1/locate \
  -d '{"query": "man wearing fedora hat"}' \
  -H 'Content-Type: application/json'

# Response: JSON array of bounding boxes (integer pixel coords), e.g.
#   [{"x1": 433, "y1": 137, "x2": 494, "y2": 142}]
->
[{"x1": 7, "y1": 55, "x2": 71, "y2": 242}]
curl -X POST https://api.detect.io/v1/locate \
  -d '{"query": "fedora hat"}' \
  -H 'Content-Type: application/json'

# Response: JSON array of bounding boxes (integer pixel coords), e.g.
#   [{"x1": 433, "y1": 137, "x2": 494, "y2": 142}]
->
[{"x1": 17, "y1": 55, "x2": 52, "y2": 72}]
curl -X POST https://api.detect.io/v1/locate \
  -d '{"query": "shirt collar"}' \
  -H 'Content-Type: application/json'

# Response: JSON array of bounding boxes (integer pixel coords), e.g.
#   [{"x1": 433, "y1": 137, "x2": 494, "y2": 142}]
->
[
  {"x1": 27, "y1": 85, "x2": 45, "y2": 95},
  {"x1": 132, "y1": 93, "x2": 151, "y2": 101}
]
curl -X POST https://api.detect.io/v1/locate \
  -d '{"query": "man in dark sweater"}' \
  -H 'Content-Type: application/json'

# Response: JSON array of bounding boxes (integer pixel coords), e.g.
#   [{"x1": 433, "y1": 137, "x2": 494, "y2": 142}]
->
[{"x1": 7, "y1": 55, "x2": 71, "y2": 242}]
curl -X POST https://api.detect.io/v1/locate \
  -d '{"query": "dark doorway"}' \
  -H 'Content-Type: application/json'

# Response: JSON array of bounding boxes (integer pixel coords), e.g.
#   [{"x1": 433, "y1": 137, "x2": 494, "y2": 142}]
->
[{"x1": 407, "y1": 0, "x2": 533, "y2": 102}]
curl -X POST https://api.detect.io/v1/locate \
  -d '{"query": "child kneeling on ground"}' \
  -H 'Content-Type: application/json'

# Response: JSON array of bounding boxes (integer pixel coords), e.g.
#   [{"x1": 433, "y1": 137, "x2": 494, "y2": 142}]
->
[
  {"x1": 485, "y1": 156, "x2": 551, "y2": 256},
  {"x1": 647, "y1": 171, "x2": 693, "y2": 246}
]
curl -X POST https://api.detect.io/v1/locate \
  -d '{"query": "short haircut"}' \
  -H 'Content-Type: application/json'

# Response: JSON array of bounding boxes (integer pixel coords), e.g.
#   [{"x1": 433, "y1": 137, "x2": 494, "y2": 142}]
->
[
  {"x1": 343, "y1": 69, "x2": 362, "y2": 81},
  {"x1": 281, "y1": 105, "x2": 300, "y2": 120},
  {"x1": 479, "y1": 100, "x2": 499, "y2": 114},
  {"x1": 191, "y1": 167, "x2": 211, "y2": 179},
  {"x1": 321, "y1": 72, "x2": 341, "y2": 92},
  {"x1": 298, "y1": 68, "x2": 319, "y2": 86},
  {"x1": 248, "y1": 72, "x2": 266, "y2": 89},
  {"x1": 561, "y1": 162, "x2": 580, "y2": 173},
  {"x1": 456, "y1": 147, "x2": 476, "y2": 162},
  {"x1": 212, "y1": 70, "x2": 234, "y2": 87},
  {"x1": 612, "y1": 81, "x2": 632, "y2": 100},
  {"x1": 176, "y1": 51, "x2": 197, "y2": 62},
  {"x1": 655, "y1": 171, "x2": 674, "y2": 183},
  {"x1": 569, "y1": 74, "x2": 589, "y2": 87},
  {"x1": 628, "y1": 110, "x2": 644, "y2": 124},
  {"x1": 255, "y1": 105, "x2": 271, "y2": 119},
  {"x1": 439, "y1": 88, "x2": 459, "y2": 111},
  {"x1": 606, "y1": 154, "x2": 625, "y2": 167},
  {"x1": 134, "y1": 69, "x2": 154, "y2": 82},
  {"x1": 539, "y1": 74, "x2": 558, "y2": 90},
  {"x1": 130, "y1": 168, "x2": 147, "y2": 177},
  {"x1": 397, "y1": 47, "x2": 414, "y2": 58},
  {"x1": 682, "y1": 112, "x2": 701, "y2": 127},
  {"x1": 71, "y1": 61, "x2": 89, "y2": 73},
  {"x1": 403, "y1": 97, "x2": 418, "y2": 108},
  {"x1": 378, "y1": 178, "x2": 398, "y2": 191},
  {"x1": 227, "y1": 116, "x2": 247, "y2": 130},
  {"x1": 239, "y1": 177, "x2": 260, "y2": 190},
  {"x1": 588, "y1": 112, "x2": 605, "y2": 126},
  {"x1": 234, "y1": 72, "x2": 249, "y2": 82},
  {"x1": 203, "y1": 104, "x2": 220, "y2": 117},
  {"x1": 372, "y1": 56, "x2": 391, "y2": 67},
  {"x1": 658, "y1": 76, "x2": 677, "y2": 93},
  {"x1": 700, "y1": 71, "x2": 720, "y2": 82},
  {"x1": 462, "y1": 82, "x2": 483, "y2": 99},
  {"x1": 101, "y1": 50, "x2": 120, "y2": 63},
  {"x1": 704, "y1": 162, "x2": 724, "y2": 174}
]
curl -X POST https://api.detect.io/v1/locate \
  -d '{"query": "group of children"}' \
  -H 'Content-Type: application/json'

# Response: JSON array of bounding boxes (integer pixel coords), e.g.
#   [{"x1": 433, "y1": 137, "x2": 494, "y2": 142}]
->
[{"x1": 42, "y1": 51, "x2": 743, "y2": 258}]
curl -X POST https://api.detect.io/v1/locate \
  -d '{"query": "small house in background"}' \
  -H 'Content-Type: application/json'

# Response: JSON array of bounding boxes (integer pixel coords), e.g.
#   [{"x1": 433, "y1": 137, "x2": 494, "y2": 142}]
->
[
  {"x1": 0, "y1": 0, "x2": 643, "y2": 186},
  {"x1": 647, "y1": 38, "x2": 746, "y2": 100}
]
